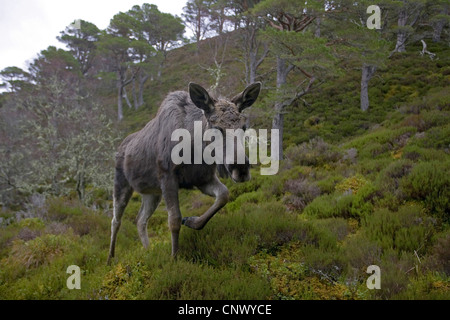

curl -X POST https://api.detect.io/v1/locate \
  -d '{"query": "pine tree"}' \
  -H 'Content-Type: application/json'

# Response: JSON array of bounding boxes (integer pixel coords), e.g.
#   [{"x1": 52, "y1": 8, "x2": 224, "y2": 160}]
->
[
  {"x1": 329, "y1": 0, "x2": 390, "y2": 111},
  {"x1": 183, "y1": 0, "x2": 213, "y2": 52},
  {"x1": 254, "y1": 0, "x2": 334, "y2": 160},
  {"x1": 57, "y1": 20, "x2": 101, "y2": 77}
]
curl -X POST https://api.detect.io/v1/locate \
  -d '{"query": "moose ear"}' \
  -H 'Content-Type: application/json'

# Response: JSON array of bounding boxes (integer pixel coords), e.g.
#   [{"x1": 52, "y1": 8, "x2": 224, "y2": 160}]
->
[
  {"x1": 189, "y1": 83, "x2": 214, "y2": 113},
  {"x1": 231, "y1": 82, "x2": 261, "y2": 112}
]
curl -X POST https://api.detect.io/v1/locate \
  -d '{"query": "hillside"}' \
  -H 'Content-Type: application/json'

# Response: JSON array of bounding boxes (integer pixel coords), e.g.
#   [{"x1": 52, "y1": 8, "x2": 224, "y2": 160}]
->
[{"x1": 0, "y1": 31, "x2": 449, "y2": 300}]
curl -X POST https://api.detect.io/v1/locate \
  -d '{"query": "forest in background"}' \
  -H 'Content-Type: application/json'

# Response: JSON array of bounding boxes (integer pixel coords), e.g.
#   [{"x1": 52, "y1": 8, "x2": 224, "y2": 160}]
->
[{"x1": 0, "y1": 0, "x2": 449, "y2": 300}]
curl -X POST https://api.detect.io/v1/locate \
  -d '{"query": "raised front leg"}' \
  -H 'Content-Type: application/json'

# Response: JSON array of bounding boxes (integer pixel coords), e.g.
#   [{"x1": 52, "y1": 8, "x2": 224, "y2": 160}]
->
[
  {"x1": 161, "y1": 176, "x2": 182, "y2": 257},
  {"x1": 182, "y1": 175, "x2": 229, "y2": 230}
]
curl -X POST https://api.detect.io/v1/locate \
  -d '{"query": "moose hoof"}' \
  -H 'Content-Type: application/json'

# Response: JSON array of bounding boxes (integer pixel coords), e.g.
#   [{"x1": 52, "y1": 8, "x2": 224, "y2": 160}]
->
[{"x1": 182, "y1": 217, "x2": 202, "y2": 230}]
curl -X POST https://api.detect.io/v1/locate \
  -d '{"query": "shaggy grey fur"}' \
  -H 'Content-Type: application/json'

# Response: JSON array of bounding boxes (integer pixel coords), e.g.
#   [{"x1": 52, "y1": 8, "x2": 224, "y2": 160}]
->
[{"x1": 107, "y1": 82, "x2": 261, "y2": 263}]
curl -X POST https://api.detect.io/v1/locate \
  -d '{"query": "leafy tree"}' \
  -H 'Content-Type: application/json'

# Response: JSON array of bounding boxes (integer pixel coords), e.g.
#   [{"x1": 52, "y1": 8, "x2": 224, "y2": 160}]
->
[{"x1": 0, "y1": 68, "x2": 118, "y2": 206}]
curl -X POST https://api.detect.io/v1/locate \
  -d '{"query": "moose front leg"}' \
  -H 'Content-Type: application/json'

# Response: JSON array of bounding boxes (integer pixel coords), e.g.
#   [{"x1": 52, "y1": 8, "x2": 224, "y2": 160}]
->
[
  {"x1": 161, "y1": 176, "x2": 182, "y2": 257},
  {"x1": 182, "y1": 175, "x2": 229, "y2": 230}
]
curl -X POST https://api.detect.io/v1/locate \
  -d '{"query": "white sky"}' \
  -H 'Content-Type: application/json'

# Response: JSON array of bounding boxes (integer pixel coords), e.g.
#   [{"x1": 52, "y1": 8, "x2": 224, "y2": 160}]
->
[{"x1": 0, "y1": 0, "x2": 187, "y2": 72}]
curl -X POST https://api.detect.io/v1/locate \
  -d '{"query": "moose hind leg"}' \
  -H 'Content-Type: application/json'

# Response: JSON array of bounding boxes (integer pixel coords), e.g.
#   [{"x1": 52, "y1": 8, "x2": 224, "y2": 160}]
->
[
  {"x1": 182, "y1": 175, "x2": 229, "y2": 230},
  {"x1": 137, "y1": 194, "x2": 162, "y2": 249},
  {"x1": 107, "y1": 176, "x2": 133, "y2": 265}
]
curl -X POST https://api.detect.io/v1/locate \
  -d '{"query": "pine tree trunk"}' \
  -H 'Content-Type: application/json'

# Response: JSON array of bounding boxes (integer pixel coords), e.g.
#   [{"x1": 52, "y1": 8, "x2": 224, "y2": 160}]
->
[
  {"x1": 132, "y1": 78, "x2": 138, "y2": 110},
  {"x1": 249, "y1": 51, "x2": 257, "y2": 84},
  {"x1": 138, "y1": 74, "x2": 147, "y2": 108},
  {"x1": 432, "y1": 6, "x2": 448, "y2": 42},
  {"x1": 272, "y1": 57, "x2": 293, "y2": 160},
  {"x1": 361, "y1": 64, "x2": 376, "y2": 112},
  {"x1": 394, "y1": 9, "x2": 408, "y2": 53},
  {"x1": 432, "y1": 21, "x2": 444, "y2": 42},
  {"x1": 122, "y1": 86, "x2": 132, "y2": 109},
  {"x1": 117, "y1": 84, "x2": 123, "y2": 122},
  {"x1": 315, "y1": 18, "x2": 321, "y2": 38},
  {"x1": 272, "y1": 102, "x2": 284, "y2": 161}
]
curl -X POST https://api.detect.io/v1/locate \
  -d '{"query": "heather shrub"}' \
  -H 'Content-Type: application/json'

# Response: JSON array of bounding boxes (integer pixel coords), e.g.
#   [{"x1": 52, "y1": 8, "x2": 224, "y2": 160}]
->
[
  {"x1": 283, "y1": 177, "x2": 321, "y2": 211},
  {"x1": 316, "y1": 174, "x2": 344, "y2": 194},
  {"x1": 343, "y1": 234, "x2": 382, "y2": 276},
  {"x1": 285, "y1": 137, "x2": 341, "y2": 167},
  {"x1": 226, "y1": 191, "x2": 265, "y2": 213},
  {"x1": 401, "y1": 161, "x2": 450, "y2": 218},
  {"x1": 374, "y1": 159, "x2": 414, "y2": 210},
  {"x1": 424, "y1": 232, "x2": 450, "y2": 276},
  {"x1": 417, "y1": 124, "x2": 450, "y2": 149},
  {"x1": 303, "y1": 193, "x2": 354, "y2": 219},
  {"x1": 335, "y1": 174, "x2": 368, "y2": 195},
  {"x1": 372, "y1": 250, "x2": 416, "y2": 299},
  {"x1": 402, "y1": 144, "x2": 448, "y2": 162},
  {"x1": 363, "y1": 204, "x2": 436, "y2": 253},
  {"x1": 8, "y1": 234, "x2": 72, "y2": 269}
]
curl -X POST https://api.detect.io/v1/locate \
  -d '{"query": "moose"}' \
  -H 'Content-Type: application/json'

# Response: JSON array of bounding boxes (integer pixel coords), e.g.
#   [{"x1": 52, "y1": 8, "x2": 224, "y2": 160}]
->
[{"x1": 107, "y1": 82, "x2": 261, "y2": 264}]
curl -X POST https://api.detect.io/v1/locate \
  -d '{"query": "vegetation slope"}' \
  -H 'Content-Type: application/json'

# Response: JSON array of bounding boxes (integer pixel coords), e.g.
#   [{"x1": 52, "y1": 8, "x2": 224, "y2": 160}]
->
[{"x1": 0, "y1": 34, "x2": 449, "y2": 300}]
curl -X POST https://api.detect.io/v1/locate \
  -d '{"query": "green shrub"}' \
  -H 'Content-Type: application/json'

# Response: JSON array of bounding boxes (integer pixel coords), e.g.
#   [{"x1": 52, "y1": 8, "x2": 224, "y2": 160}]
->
[
  {"x1": 144, "y1": 260, "x2": 271, "y2": 300},
  {"x1": 301, "y1": 245, "x2": 346, "y2": 283},
  {"x1": 226, "y1": 169, "x2": 265, "y2": 201},
  {"x1": 17, "y1": 218, "x2": 46, "y2": 230},
  {"x1": 401, "y1": 161, "x2": 450, "y2": 218},
  {"x1": 373, "y1": 159, "x2": 414, "y2": 210},
  {"x1": 393, "y1": 273, "x2": 450, "y2": 300},
  {"x1": 402, "y1": 144, "x2": 448, "y2": 162},
  {"x1": 420, "y1": 109, "x2": 450, "y2": 129},
  {"x1": 343, "y1": 233, "x2": 382, "y2": 277},
  {"x1": 179, "y1": 200, "x2": 335, "y2": 266},
  {"x1": 344, "y1": 127, "x2": 417, "y2": 159},
  {"x1": 226, "y1": 191, "x2": 265, "y2": 213},
  {"x1": 45, "y1": 198, "x2": 86, "y2": 222},
  {"x1": 312, "y1": 218, "x2": 350, "y2": 242},
  {"x1": 335, "y1": 174, "x2": 368, "y2": 194},
  {"x1": 303, "y1": 193, "x2": 354, "y2": 219},
  {"x1": 418, "y1": 124, "x2": 450, "y2": 149},
  {"x1": 425, "y1": 232, "x2": 450, "y2": 276},
  {"x1": 363, "y1": 204, "x2": 436, "y2": 253},
  {"x1": 349, "y1": 182, "x2": 378, "y2": 218},
  {"x1": 249, "y1": 242, "x2": 349, "y2": 300},
  {"x1": 7, "y1": 234, "x2": 73, "y2": 269},
  {"x1": 402, "y1": 86, "x2": 450, "y2": 113},
  {"x1": 372, "y1": 250, "x2": 416, "y2": 299},
  {"x1": 316, "y1": 174, "x2": 344, "y2": 194},
  {"x1": 282, "y1": 177, "x2": 321, "y2": 211},
  {"x1": 100, "y1": 244, "x2": 272, "y2": 300},
  {"x1": 285, "y1": 137, "x2": 341, "y2": 167}
]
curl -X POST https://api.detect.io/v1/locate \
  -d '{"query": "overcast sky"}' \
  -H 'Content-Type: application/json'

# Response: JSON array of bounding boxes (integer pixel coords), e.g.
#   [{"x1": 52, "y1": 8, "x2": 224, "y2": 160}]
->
[{"x1": 0, "y1": 0, "x2": 187, "y2": 72}]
